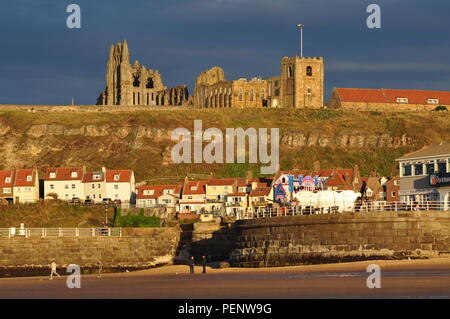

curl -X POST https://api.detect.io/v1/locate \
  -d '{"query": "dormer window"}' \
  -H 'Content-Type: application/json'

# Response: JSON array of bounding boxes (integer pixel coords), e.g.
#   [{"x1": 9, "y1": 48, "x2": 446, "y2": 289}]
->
[
  {"x1": 49, "y1": 172, "x2": 56, "y2": 179},
  {"x1": 114, "y1": 174, "x2": 120, "y2": 181},
  {"x1": 26, "y1": 175, "x2": 32, "y2": 182},
  {"x1": 143, "y1": 190, "x2": 154, "y2": 195},
  {"x1": 71, "y1": 171, "x2": 78, "y2": 178},
  {"x1": 191, "y1": 186, "x2": 198, "y2": 191},
  {"x1": 93, "y1": 174, "x2": 101, "y2": 180},
  {"x1": 427, "y1": 98, "x2": 439, "y2": 104},
  {"x1": 396, "y1": 97, "x2": 408, "y2": 103},
  {"x1": 5, "y1": 177, "x2": 11, "y2": 183}
]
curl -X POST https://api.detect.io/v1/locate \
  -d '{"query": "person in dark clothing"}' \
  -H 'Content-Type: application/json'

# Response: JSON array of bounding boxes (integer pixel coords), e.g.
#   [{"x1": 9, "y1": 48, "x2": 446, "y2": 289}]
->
[
  {"x1": 202, "y1": 255, "x2": 208, "y2": 274},
  {"x1": 188, "y1": 256, "x2": 195, "y2": 275}
]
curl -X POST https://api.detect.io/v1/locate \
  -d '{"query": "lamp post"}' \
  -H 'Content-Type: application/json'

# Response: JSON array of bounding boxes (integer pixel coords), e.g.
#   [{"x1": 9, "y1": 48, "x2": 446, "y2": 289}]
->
[
  {"x1": 297, "y1": 24, "x2": 304, "y2": 58},
  {"x1": 104, "y1": 207, "x2": 109, "y2": 227}
]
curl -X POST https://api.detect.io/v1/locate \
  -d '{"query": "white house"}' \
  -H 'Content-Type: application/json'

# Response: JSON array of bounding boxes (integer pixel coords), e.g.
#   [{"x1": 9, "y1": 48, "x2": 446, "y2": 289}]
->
[
  {"x1": 44, "y1": 167, "x2": 85, "y2": 201},
  {"x1": 105, "y1": 169, "x2": 136, "y2": 204},
  {"x1": 83, "y1": 167, "x2": 107, "y2": 203}
]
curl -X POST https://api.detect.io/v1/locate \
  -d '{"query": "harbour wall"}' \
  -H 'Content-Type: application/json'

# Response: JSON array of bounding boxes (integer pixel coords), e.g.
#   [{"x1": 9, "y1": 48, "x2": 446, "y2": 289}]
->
[{"x1": 230, "y1": 211, "x2": 450, "y2": 267}]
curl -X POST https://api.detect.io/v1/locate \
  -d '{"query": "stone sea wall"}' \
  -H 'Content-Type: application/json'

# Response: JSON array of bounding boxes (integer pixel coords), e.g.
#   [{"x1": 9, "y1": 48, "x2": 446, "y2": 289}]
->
[
  {"x1": 230, "y1": 211, "x2": 450, "y2": 267},
  {"x1": 0, "y1": 227, "x2": 180, "y2": 275}
]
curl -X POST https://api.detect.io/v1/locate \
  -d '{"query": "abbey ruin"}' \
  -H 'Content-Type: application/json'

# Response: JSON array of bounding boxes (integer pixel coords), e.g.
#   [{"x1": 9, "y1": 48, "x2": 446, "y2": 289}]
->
[
  {"x1": 193, "y1": 56, "x2": 324, "y2": 109},
  {"x1": 97, "y1": 40, "x2": 188, "y2": 106},
  {"x1": 96, "y1": 40, "x2": 325, "y2": 109}
]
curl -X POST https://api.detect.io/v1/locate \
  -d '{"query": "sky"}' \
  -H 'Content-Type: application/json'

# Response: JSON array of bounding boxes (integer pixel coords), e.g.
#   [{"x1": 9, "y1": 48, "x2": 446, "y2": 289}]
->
[{"x1": 1, "y1": 0, "x2": 450, "y2": 105}]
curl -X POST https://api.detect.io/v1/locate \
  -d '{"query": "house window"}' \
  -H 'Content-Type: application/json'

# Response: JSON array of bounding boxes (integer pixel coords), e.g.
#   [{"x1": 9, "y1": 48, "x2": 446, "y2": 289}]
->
[
  {"x1": 366, "y1": 189, "x2": 373, "y2": 197},
  {"x1": 71, "y1": 171, "x2": 78, "y2": 178},
  {"x1": 306, "y1": 87, "x2": 312, "y2": 95},
  {"x1": 99, "y1": 194, "x2": 102, "y2": 199},
  {"x1": 396, "y1": 97, "x2": 409, "y2": 103},
  {"x1": 438, "y1": 160, "x2": 447, "y2": 173},
  {"x1": 191, "y1": 186, "x2": 198, "y2": 191},
  {"x1": 93, "y1": 194, "x2": 96, "y2": 199},
  {"x1": 426, "y1": 162, "x2": 435, "y2": 175},
  {"x1": 50, "y1": 184, "x2": 54, "y2": 190},
  {"x1": 391, "y1": 191, "x2": 396, "y2": 197},
  {"x1": 401, "y1": 163, "x2": 412, "y2": 176},
  {"x1": 49, "y1": 172, "x2": 56, "y2": 179},
  {"x1": 144, "y1": 190, "x2": 154, "y2": 195},
  {"x1": 114, "y1": 174, "x2": 120, "y2": 181},
  {"x1": 5, "y1": 177, "x2": 11, "y2": 183},
  {"x1": 65, "y1": 184, "x2": 69, "y2": 189},
  {"x1": 115, "y1": 194, "x2": 119, "y2": 199},
  {"x1": 92, "y1": 184, "x2": 95, "y2": 189},
  {"x1": 3, "y1": 188, "x2": 11, "y2": 194},
  {"x1": 93, "y1": 174, "x2": 101, "y2": 180},
  {"x1": 72, "y1": 184, "x2": 76, "y2": 189},
  {"x1": 26, "y1": 175, "x2": 32, "y2": 182},
  {"x1": 98, "y1": 184, "x2": 101, "y2": 188},
  {"x1": 427, "y1": 98, "x2": 439, "y2": 104},
  {"x1": 394, "y1": 180, "x2": 400, "y2": 186},
  {"x1": 114, "y1": 185, "x2": 118, "y2": 190},
  {"x1": 414, "y1": 163, "x2": 423, "y2": 176}
]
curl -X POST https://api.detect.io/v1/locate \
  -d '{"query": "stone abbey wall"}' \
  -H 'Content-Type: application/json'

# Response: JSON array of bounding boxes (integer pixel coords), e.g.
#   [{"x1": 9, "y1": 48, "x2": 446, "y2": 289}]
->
[
  {"x1": 230, "y1": 211, "x2": 450, "y2": 267},
  {"x1": 0, "y1": 227, "x2": 180, "y2": 272}
]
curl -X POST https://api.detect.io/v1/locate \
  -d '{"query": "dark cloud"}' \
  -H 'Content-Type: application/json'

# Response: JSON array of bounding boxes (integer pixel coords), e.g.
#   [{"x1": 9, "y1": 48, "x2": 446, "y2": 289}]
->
[{"x1": 0, "y1": 0, "x2": 449, "y2": 105}]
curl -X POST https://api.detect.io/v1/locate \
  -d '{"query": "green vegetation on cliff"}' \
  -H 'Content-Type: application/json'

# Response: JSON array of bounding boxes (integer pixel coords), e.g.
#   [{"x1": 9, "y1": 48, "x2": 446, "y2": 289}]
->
[{"x1": 0, "y1": 108, "x2": 448, "y2": 182}]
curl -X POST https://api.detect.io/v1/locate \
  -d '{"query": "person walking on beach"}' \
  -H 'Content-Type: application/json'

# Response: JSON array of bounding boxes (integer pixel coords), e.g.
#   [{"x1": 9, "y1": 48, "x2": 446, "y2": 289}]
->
[
  {"x1": 188, "y1": 256, "x2": 195, "y2": 275},
  {"x1": 202, "y1": 255, "x2": 208, "y2": 274},
  {"x1": 49, "y1": 260, "x2": 60, "y2": 280},
  {"x1": 97, "y1": 260, "x2": 103, "y2": 278}
]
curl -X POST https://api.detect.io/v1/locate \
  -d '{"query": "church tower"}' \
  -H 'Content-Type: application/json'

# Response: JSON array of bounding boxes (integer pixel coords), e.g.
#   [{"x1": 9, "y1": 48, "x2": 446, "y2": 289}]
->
[{"x1": 280, "y1": 56, "x2": 324, "y2": 108}]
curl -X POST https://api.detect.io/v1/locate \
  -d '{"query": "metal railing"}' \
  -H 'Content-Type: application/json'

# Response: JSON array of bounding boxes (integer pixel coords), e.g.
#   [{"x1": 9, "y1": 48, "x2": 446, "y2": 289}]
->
[
  {"x1": 236, "y1": 201, "x2": 449, "y2": 220},
  {"x1": 0, "y1": 227, "x2": 122, "y2": 238}
]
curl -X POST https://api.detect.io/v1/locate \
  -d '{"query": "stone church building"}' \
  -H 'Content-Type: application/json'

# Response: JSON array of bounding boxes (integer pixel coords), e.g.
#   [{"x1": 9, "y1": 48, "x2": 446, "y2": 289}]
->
[
  {"x1": 193, "y1": 56, "x2": 324, "y2": 109},
  {"x1": 97, "y1": 40, "x2": 188, "y2": 106}
]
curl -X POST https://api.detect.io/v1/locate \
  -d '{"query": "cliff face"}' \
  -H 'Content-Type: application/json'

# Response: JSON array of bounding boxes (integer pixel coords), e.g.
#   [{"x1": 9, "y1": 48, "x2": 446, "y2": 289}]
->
[{"x1": 0, "y1": 108, "x2": 448, "y2": 181}]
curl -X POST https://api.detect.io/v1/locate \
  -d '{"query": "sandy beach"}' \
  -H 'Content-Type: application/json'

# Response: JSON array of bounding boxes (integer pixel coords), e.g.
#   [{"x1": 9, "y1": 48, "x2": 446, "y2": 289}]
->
[{"x1": 1, "y1": 258, "x2": 450, "y2": 298}]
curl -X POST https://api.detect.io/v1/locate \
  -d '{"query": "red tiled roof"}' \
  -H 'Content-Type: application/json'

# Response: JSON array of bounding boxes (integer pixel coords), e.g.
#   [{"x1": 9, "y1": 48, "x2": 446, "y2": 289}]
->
[
  {"x1": 0, "y1": 170, "x2": 15, "y2": 188},
  {"x1": 249, "y1": 187, "x2": 271, "y2": 197},
  {"x1": 82, "y1": 172, "x2": 105, "y2": 183},
  {"x1": 14, "y1": 169, "x2": 36, "y2": 187},
  {"x1": 335, "y1": 88, "x2": 450, "y2": 105},
  {"x1": 105, "y1": 170, "x2": 133, "y2": 183},
  {"x1": 138, "y1": 184, "x2": 181, "y2": 199},
  {"x1": 183, "y1": 180, "x2": 208, "y2": 195},
  {"x1": 45, "y1": 167, "x2": 84, "y2": 181},
  {"x1": 228, "y1": 192, "x2": 247, "y2": 197},
  {"x1": 208, "y1": 178, "x2": 236, "y2": 186}
]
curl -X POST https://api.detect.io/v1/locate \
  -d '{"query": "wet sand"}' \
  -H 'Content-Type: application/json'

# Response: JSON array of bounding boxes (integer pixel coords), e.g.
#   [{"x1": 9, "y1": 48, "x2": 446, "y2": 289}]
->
[{"x1": 1, "y1": 258, "x2": 450, "y2": 298}]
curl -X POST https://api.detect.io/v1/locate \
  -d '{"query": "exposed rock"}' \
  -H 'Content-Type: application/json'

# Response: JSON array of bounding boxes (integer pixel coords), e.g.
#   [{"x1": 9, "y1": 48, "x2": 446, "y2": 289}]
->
[{"x1": 85, "y1": 125, "x2": 110, "y2": 137}]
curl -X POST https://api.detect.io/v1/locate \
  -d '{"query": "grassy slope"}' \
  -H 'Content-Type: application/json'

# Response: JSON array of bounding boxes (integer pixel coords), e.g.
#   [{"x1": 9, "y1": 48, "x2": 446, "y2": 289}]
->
[
  {"x1": 0, "y1": 203, "x2": 110, "y2": 228},
  {"x1": 0, "y1": 108, "x2": 449, "y2": 183}
]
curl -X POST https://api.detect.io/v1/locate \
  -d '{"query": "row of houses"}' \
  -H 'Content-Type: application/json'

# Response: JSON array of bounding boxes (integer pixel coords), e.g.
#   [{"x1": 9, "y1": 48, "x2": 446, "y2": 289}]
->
[
  {"x1": 136, "y1": 167, "x2": 401, "y2": 215},
  {"x1": 0, "y1": 167, "x2": 135, "y2": 204},
  {"x1": 10, "y1": 143, "x2": 450, "y2": 212}
]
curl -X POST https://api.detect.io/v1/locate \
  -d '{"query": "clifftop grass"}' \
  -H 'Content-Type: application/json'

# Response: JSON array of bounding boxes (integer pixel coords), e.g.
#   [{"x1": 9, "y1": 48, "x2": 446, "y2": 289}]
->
[{"x1": 0, "y1": 108, "x2": 448, "y2": 181}]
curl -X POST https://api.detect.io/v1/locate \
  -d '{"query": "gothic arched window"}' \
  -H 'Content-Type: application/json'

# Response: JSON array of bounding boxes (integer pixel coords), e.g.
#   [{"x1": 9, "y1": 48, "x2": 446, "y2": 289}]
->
[
  {"x1": 306, "y1": 66, "x2": 313, "y2": 76},
  {"x1": 239, "y1": 88, "x2": 243, "y2": 102}
]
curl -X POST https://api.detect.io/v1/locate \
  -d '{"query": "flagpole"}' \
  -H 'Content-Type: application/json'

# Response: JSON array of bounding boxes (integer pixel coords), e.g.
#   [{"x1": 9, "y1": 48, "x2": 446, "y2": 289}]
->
[{"x1": 297, "y1": 24, "x2": 304, "y2": 58}]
